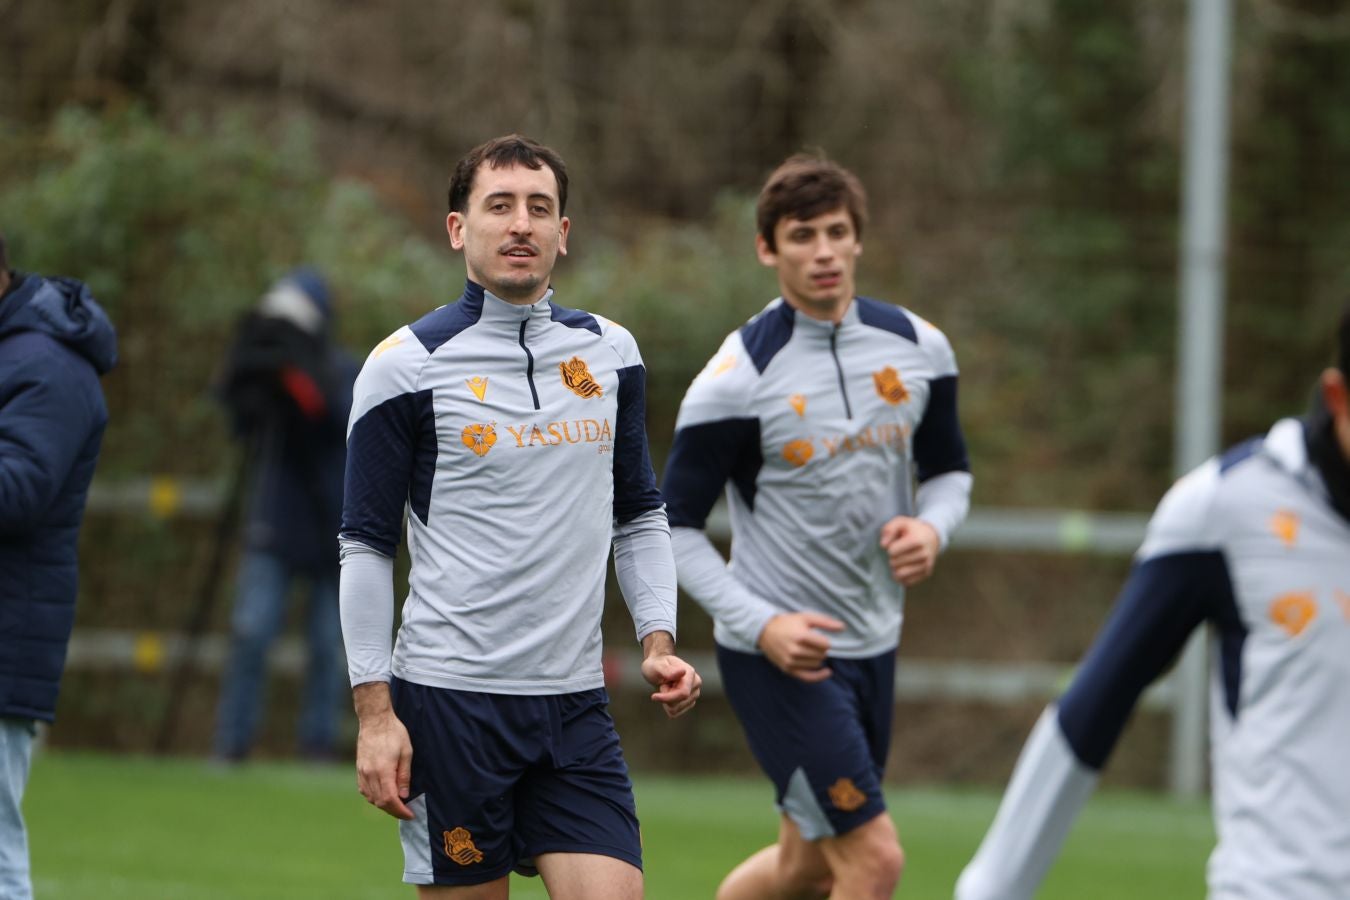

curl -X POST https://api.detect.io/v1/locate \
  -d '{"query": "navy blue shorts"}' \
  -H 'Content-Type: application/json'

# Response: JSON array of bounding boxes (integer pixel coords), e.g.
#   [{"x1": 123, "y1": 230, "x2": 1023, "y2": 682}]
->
[
  {"x1": 390, "y1": 678, "x2": 642, "y2": 886},
  {"x1": 717, "y1": 644, "x2": 895, "y2": 840}
]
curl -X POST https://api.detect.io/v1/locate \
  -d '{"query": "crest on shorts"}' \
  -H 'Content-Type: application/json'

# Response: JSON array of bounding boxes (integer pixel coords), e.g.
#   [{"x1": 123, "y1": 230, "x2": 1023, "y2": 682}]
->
[
  {"x1": 827, "y1": 777, "x2": 867, "y2": 812},
  {"x1": 872, "y1": 366, "x2": 909, "y2": 406},
  {"x1": 443, "y1": 827, "x2": 484, "y2": 866},
  {"x1": 461, "y1": 423, "x2": 498, "y2": 457},
  {"x1": 560, "y1": 356, "x2": 604, "y2": 398}
]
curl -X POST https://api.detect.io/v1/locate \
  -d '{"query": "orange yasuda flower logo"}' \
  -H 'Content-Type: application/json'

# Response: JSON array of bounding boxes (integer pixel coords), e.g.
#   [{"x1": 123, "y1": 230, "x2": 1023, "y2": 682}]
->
[
  {"x1": 782, "y1": 439, "x2": 814, "y2": 467},
  {"x1": 461, "y1": 423, "x2": 498, "y2": 457}
]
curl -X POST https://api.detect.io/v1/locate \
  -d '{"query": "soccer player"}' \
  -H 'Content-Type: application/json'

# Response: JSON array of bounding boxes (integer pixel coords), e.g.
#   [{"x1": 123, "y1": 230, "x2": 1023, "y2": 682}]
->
[
  {"x1": 956, "y1": 307, "x2": 1350, "y2": 900},
  {"x1": 661, "y1": 153, "x2": 974, "y2": 899},
  {"x1": 338, "y1": 134, "x2": 701, "y2": 899}
]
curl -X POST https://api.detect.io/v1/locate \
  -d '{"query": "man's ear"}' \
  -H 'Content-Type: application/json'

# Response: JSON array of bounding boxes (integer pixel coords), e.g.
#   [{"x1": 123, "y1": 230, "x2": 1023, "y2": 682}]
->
[
  {"x1": 755, "y1": 234, "x2": 777, "y2": 268},
  {"x1": 446, "y1": 212, "x2": 465, "y2": 250}
]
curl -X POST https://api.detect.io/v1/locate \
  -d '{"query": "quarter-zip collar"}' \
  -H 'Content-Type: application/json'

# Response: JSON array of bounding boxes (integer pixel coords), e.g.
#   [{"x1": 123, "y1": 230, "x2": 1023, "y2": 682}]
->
[
  {"x1": 460, "y1": 279, "x2": 555, "y2": 328},
  {"x1": 780, "y1": 295, "x2": 859, "y2": 336}
]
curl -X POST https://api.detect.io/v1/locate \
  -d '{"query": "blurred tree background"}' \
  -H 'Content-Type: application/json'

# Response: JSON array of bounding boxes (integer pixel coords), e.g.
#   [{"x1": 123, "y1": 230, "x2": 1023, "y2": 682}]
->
[{"x1": 2, "y1": 0, "x2": 1348, "y2": 781}]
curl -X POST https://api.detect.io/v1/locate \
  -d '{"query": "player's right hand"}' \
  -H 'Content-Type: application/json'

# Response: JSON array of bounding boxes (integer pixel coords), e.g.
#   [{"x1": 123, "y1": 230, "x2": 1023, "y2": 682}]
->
[
  {"x1": 355, "y1": 708, "x2": 415, "y2": 820},
  {"x1": 757, "y1": 612, "x2": 845, "y2": 682}
]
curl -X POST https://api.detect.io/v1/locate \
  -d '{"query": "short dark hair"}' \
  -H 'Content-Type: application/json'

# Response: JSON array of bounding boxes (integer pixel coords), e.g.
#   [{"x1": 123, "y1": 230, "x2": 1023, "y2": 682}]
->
[
  {"x1": 447, "y1": 134, "x2": 569, "y2": 216},
  {"x1": 756, "y1": 152, "x2": 868, "y2": 252},
  {"x1": 0, "y1": 232, "x2": 7, "y2": 272}
]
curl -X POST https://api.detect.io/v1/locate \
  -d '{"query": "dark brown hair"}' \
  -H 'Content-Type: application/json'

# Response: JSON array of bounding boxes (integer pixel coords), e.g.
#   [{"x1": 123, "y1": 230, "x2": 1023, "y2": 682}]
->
[
  {"x1": 756, "y1": 152, "x2": 868, "y2": 251},
  {"x1": 0, "y1": 232, "x2": 7, "y2": 272},
  {"x1": 447, "y1": 134, "x2": 569, "y2": 215}
]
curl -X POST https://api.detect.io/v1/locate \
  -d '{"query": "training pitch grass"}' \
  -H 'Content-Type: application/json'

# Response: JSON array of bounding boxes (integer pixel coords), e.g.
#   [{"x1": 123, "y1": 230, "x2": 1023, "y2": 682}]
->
[{"x1": 27, "y1": 751, "x2": 1212, "y2": 898}]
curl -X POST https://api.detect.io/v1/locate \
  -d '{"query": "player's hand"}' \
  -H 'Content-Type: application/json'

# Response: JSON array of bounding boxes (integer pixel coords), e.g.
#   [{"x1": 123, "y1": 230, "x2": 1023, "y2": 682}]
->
[
  {"x1": 757, "y1": 612, "x2": 845, "y2": 682},
  {"x1": 353, "y1": 685, "x2": 415, "y2": 820},
  {"x1": 880, "y1": 516, "x2": 940, "y2": 586},
  {"x1": 640, "y1": 652, "x2": 702, "y2": 719}
]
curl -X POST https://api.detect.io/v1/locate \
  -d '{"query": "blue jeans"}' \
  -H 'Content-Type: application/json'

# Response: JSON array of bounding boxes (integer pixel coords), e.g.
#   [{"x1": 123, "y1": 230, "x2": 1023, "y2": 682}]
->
[
  {"x1": 0, "y1": 718, "x2": 34, "y2": 900},
  {"x1": 213, "y1": 550, "x2": 346, "y2": 760}
]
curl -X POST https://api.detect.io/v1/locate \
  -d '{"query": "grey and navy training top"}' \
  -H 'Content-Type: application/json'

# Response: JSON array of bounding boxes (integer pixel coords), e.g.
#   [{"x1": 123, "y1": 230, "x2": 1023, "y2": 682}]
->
[
  {"x1": 957, "y1": 417, "x2": 1350, "y2": 900},
  {"x1": 661, "y1": 296, "x2": 972, "y2": 657},
  {"x1": 338, "y1": 281, "x2": 676, "y2": 695}
]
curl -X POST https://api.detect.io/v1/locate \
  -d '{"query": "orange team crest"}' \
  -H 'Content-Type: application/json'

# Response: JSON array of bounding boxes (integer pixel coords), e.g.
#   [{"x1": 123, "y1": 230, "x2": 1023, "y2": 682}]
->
[
  {"x1": 1269, "y1": 509, "x2": 1300, "y2": 547},
  {"x1": 1269, "y1": 592, "x2": 1316, "y2": 638},
  {"x1": 560, "y1": 356, "x2": 604, "y2": 398},
  {"x1": 466, "y1": 376, "x2": 489, "y2": 402},
  {"x1": 827, "y1": 778, "x2": 867, "y2": 812},
  {"x1": 872, "y1": 366, "x2": 909, "y2": 405},
  {"x1": 788, "y1": 394, "x2": 807, "y2": 417},
  {"x1": 443, "y1": 827, "x2": 484, "y2": 866},
  {"x1": 782, "y1": 439, "x2": 814, "y2": 468},
  {"x1": 461, "y1": 423, "x2": 498, "y2": 457}
]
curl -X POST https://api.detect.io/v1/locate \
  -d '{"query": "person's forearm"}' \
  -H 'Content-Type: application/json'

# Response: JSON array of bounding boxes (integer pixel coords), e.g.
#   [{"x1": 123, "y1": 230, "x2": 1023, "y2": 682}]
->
[
  {"x1": 353, "y1": 681, "x2": 394, "y2": 721},
  {"x1": 641, "y1": 630, "x2": 676, "y2": 659}
]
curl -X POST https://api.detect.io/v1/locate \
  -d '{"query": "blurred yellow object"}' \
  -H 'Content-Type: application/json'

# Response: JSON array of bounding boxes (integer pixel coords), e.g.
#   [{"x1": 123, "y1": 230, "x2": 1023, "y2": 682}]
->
[
  {"x1": 132, "y1": 632, "x2": 166, "y2": 674},
  {"x1": 148, "y1": 478, "x2": 182, "y2": 519}
]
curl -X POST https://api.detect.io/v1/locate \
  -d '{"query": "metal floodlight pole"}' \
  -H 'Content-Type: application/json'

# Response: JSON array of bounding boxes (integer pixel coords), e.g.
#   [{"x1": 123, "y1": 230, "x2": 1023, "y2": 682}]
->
[{"x1": 1171, "y1": 0, "x2": 1232, "y2": 799}]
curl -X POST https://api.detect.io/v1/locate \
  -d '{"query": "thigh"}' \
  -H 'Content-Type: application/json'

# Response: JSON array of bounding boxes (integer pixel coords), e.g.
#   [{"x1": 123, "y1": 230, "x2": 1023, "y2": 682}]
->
[
  {"x1": 535, "y1": 851, "x2": 642, "y2": 900},
  {"x1": 514, "y1": 690, "x2": 643, "y2": 877},
  {"x1": 716, "y1": 645, "x2": 890, "y2": 841},
  {"x1": 392, "y1": 681, "x2": 535, "y2": 887}
]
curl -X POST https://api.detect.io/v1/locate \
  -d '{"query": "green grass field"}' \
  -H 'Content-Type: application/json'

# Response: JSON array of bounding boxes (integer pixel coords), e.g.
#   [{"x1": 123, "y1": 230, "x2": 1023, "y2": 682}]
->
[{"x1": 26, "y1": 751, "x2": 1213, "y2": 898}]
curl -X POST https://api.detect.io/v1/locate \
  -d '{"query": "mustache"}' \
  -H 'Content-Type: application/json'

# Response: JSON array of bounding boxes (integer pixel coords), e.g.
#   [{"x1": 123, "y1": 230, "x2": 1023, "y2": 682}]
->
[{"x1": 499, "y1": 240, "x2": 540, "y2": 255}]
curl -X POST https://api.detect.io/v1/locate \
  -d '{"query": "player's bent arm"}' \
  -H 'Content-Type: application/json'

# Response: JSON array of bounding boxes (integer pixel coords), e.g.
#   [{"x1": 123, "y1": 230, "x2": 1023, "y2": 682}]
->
[
  {"x1": 670, "y1": 525, "x2": 780, "y2": 645},
  {"x1": 956, "y1": 545, "x2": 1232, "y2": 897}
]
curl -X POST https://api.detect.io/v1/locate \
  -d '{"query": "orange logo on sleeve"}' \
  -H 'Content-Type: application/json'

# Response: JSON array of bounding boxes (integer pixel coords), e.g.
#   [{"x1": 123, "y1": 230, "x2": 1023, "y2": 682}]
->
[
  {"x1": 1269, "y1": 592, "x2": 1317, "y2": 637},
  {"x1": 443, "y1": 828, "x2": 484, "y2": 866},
  {"x1": 872, "y1": 366, "x2": 909, "y2": 405},
  {"x1": 372, "y1": 334, "x2": 404, "y2": 358},
  {"x1": 461, "y1": 423, "x2": 498, "y2": 457},
  {"x1": 782, "y1": 440, "x2": 814, "y2": 467},
  {"x1": 788, "y1": 394, "x2": 807, "y2": 417},
  {"x1": 827, "y1": 778, "x2": 867, "y2": 812},
  {"x1": 1269, "y1": 509, "x2": 1300, "y2": 547},
  {"x1": 466, "y1": 376, "x2": 489, "y2": 402},
  {"x1": 560, "y1": 357, "x2": 604, "y2": 398},
  {"x1": 711, "y1": 354, "x2": 738, "y2": 377}
]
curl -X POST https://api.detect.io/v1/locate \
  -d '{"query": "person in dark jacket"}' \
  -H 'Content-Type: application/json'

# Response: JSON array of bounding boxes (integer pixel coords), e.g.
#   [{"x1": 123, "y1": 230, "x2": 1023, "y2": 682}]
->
[
  {"x1": 0, "y1": 233, "x2": 117, "y2": 900},
  {"x1": 212, "y1": 268, "x2": 358, "y2": 763}
]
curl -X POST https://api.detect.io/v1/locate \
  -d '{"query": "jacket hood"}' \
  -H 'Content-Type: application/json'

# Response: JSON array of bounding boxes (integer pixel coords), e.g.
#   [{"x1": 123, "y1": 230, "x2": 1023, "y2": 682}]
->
[{"x1": 0, "y1": 273, "x2": 118, "y2": 374}]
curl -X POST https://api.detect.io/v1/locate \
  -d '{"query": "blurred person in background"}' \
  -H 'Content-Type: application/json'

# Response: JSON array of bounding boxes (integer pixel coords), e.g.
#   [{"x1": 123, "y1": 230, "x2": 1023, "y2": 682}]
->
[
  {"x1": 338, "y1": 134, "x2": 700, "y2": 898},
  {"x1": 0, "y1": 232, "x2": 117, "y2": 900},
  {"x1": 213, "y1": 268, "x2": 358, "y2": 764},
  {"x1": 956, "y1": 304, "x2": 1350, "y2": 900},
  {"x1": 660, "y1": 153, "x2": 973, "y2": 900}
]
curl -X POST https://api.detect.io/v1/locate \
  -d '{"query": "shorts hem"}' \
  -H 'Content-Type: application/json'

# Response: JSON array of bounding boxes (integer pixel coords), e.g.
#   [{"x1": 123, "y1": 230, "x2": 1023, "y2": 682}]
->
[
  {"x1": 402, "y1": 863, "x2": 515, "y2": 886},
  {"x1": 516, "y1": 841, "x2": 643, "y2": 875}
]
